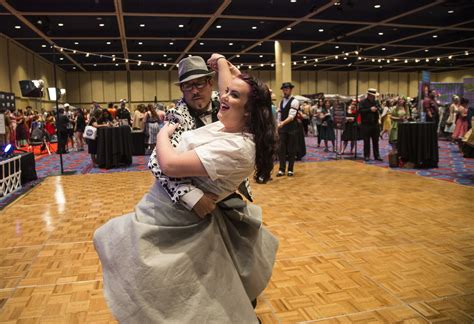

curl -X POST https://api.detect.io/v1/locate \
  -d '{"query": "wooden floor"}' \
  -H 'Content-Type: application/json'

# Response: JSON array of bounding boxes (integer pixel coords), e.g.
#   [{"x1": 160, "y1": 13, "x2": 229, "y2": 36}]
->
[{"x1": 0, "y1": 161, "x2": 473, "y2": 323}]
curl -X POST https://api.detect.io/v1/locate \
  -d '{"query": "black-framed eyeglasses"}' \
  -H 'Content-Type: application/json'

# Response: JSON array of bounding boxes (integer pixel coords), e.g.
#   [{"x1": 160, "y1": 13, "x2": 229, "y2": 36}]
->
[{"x1": 180, "y1": 78, "x2": 209, "y2": 92}]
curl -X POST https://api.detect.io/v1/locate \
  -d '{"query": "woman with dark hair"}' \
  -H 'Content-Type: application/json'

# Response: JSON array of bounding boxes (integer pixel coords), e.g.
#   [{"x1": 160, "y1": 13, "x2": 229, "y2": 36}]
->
[
  {"x1": 74, "y1": 108, "x2": 86, "y2": 151},
  {"x1": 93, "y1": 54, "x2": 278, "y2": 323},
  {"x1": 144, "y1": 103, "x2": 162, "y2": 151}
]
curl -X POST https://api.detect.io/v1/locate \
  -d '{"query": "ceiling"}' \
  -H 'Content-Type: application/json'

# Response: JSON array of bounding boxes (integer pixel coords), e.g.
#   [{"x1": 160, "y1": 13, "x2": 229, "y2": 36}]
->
[{"x1": 1, "y1": 0, "x2": 474, "y2": 73}]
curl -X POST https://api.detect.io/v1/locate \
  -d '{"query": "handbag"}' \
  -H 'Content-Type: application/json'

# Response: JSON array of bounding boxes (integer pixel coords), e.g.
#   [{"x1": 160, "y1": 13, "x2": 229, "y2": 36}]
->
[{"x1": 83, "y1": 125, "x2": 97, "y2": 140}]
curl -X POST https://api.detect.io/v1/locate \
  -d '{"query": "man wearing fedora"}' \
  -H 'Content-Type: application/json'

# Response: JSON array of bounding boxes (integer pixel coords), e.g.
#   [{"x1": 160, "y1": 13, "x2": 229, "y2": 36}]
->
[
  {"x1": 276, "y1": 82, "x2": 300, "y2": 176},
  {"x1": 148, "y1": 55, "x2": 252, "y2": 216},
  {"x1": 359, "y1": 88, "x2": 383, "y2": 162}
]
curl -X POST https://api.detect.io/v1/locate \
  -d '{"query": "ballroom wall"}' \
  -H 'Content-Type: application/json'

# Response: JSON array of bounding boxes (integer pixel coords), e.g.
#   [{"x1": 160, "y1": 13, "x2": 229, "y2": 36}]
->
[{"x1": 0, "y1": 34, "x2": 67, "y2": 111}]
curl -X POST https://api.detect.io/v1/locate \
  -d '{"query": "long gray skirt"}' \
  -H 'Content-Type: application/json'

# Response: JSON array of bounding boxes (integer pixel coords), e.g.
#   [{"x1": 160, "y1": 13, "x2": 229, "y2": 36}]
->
[{"x1": 93, "y1": 182, "x2": 278, "y2": 323}]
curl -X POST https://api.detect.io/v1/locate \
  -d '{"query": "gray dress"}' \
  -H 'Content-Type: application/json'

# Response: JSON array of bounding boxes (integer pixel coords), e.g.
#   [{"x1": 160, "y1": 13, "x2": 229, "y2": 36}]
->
[{"x1": 93, "y1": 122, "x2": 279, "y2": 323}]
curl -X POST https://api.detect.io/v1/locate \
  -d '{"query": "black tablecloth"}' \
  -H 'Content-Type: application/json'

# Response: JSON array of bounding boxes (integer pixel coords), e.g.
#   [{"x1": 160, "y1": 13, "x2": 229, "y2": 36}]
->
[
  {"x1": 131, "y1": 131, "x2": 146, "y2": 156},
  {"x1": 397, "y1": 122, "x2": 438, "y2": 168},
  {"x1": 0, "y1": 152, "x2": 37, "y2": 186},
  {"x1": 96, "y1": 126, "x2": 133, "y2": 169},
  {"x1": 20, "y1": 152, "x2": 37, "y2": 184}
]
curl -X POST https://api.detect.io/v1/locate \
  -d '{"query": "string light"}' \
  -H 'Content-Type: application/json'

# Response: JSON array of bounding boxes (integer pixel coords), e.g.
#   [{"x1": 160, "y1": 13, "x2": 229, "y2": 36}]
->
[{"x1": 51, "y1": 45, "x2": 469, "y2": 70}]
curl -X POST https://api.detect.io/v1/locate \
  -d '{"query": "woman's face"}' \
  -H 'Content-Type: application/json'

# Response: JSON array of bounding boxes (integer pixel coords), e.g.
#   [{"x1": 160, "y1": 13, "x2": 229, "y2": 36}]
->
[{"x1": 218, "y1": 77, "x2": 250, "y2": 132}]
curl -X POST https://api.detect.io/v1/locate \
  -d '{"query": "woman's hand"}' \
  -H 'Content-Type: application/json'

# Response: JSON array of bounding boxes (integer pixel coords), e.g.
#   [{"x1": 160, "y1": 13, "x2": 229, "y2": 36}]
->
[
  {"x1": 192, "y1": 192, "x2": 219, "y2": 219},
  {"x1": 161, "y1": 122, "x2": 179, "y2": 138},
  {"x1": 207, "y1": 53, "x2": 226, "y2": 71}
]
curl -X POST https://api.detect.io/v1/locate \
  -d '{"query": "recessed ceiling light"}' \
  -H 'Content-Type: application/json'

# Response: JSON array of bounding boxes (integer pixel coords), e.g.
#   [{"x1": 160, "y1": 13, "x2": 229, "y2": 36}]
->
[
  {"x1": 138, "y1": 42, "x2": 143, "y2": 45},
  {"x1": 99, "y1": 23, "x2": 105, "y2": 27},
  {"x1": 139, "y1": 24, "x2": 145, "y2": 27},
  {"x1": 14, "y1": 25, "x2": 21, "y2": 29},
  {"x1": 106, "y1": 41, "x2": 111, "y2": 45},
  {"x1": 138, "y1": 54, "x2": 142, "y2": 57},
  {"x1": 258, "y1": 43, "x2": 262, "y2": 46},
  {"x1": 318, "y1": 29, "x2": 324, "y2": 32},
  {"x1": 41, "y1": 44, "x2": 47, "y2": 48},
  {"x1": 259, "y1": 55, "x2": 263, "y2": 58},
  {"x1": 58, "y1": 23, "x2": 64, "y2": 27},
  {"x1": 163, "y1": 54, "x2": 167, "y2": 57},
  {"x1": 374, "y1": 4, "x2": 381, "y2": 8},
  {"x1": 178, "y1": 24, "x2": 184, "y2": 28},
  {"x1": 169, "y1": 42, "x2": 174, "y2": 45},
  {"x1": 432, "y1": 35, "x2": 438, "y2": 38},
  {"x1": 378, "y1": 32, "x2": 384, "y2": 35},
  {"x1": 425, "y1": 49, "x2": 429, "y2": 52},
  {"x1": 252, "y1": 26, "x2": 257, "y2": 29},
  {"x1": 59, "y1": 57, "x2": 64, "y2": 60},
  {"x1": 74, "y1": 42, "x2": 79, "y2": 45},
  {"x1": 448, "y1": 10, "x2": 454, "y2": 14},
  {"x1": 335, "y1": 46, "x2": 339, "y2": 49},
  {"x1": 115, "y1": 63, "x2": 119, "y2": 66},
  {"x1": 236, "y1": 54, "x2": 240, "y2": 57},
  {"x1": 199, "y1": 42, "x2": 204, "y2": 45},
  {"x1": 448, "y1": 55, "x2": 452, "y2": 59},
  {"x1": 216, "y1": 25, "x2": 222, "y2": 29},
  {"x1": 286, "y1": 27, "x2": 292, "y2": 31},
  {"x1": 381, "y1": 47, "x2": 386, "y2": 51},
  {"x1": 73, "y1": 67, "x2": 76, "y2": 70},
  {"x1": 229, "y1": 42, "x2": 233, "y2": 46},
  {"x1": 94, "y1": 64, "x2": 97, "y2": 66},
  {"x1": 303, "y1": 56, "x2": 307, "y2": 59},
  {"x1": 290, "y1": 0, "x2": 296, "y2": 2}
]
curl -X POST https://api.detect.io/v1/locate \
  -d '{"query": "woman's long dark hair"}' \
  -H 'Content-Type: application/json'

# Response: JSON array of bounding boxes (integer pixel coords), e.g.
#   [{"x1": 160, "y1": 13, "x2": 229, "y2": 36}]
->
[{"x1": 238, "y1": 73, "x2": 278, "y2": 182}]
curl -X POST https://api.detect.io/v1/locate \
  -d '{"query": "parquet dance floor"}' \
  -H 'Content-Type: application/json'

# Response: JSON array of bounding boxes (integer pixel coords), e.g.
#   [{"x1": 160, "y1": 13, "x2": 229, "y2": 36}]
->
[{"x1": 0, "y1": 161, "x2": 472, "y2": 323}]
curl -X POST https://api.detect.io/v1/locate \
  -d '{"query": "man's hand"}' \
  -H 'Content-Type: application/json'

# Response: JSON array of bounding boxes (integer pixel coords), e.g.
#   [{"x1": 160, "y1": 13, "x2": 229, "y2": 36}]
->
[
  {"x1": 192, "y1": 192, "x2": 219, "y2": 219},
  {"x1": 370, "y1": 106, "x2": 377, "y2": 112}
]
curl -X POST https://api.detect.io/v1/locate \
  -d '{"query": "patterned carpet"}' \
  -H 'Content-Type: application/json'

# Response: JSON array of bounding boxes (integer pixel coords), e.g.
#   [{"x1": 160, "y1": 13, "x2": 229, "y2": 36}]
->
[{"x1": 0, "y1": 137, "x2": 472, "y2": 209}]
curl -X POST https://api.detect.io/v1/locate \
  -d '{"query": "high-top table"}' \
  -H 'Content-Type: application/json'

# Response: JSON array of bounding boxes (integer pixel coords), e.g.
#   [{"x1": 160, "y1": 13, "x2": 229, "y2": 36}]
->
[
  {"x1": 397, "y1": 122, "x2": 438, "y2": 168},
  {"x1": 96, "y1": 126, "x2": 133, "y2": 169}
]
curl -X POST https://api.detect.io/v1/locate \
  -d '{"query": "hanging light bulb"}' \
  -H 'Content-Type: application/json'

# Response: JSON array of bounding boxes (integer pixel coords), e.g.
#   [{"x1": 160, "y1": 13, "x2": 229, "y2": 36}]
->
[
  {"x1": 163, "y1": 63, "x2": 167, "y2": 67},
  {"x1": 271, "y1": 63, "x2": 274, "y2": 67},
  {"x1": 249, "y1": 65, "x2": 252, "y2": 69},
  {"x1": 315, "y1": 58, "x2": 318, "y2": 62},
  {"x1": 125, "y1": 59, "x2": 129, "y2": 63},
  {"x1": 304, "y1": 60, "x2": 307, "y2": 64},
  {"x1": 436, "y1": 57, "x2": 440, "y2": 61},
  {"x1": 86, "y1": 53, "x2": 90, "y2": 57},
  {"x1": 73, "y1": 50, "x2": 76, "y2": 54},
  {"x1": 355, "y1": 51, "x2": 359, "y2": 55},
  {"x1": 387, "y1": 59, "x2": 390, "y2": 63},
  {"x1": 151, "y1": 62, "x2": 154, "y2": 66},
  {"x1": 394, "y1": 58, "x2": 398, "y2": 62},
  {"x1": 358, "y1": 56, "x2": 362, "y2": 60},
  {"x1": 335, "y1": 55, "x2": 339, "y2": 59},
  {"x1": 60, "y1": 48, "x2": 64, "y2": 52},
  {"x1": 293, "y1": 61, "x2": 296, "y2": 65},
  {"x1": 372, "y1": 58, "x2": 375, "y2": 62},
  {"x1": 448, "y1": 55, "x2": 453, "y2": 59},
  {"x1": 404, "y1": 59, "x2": 408, "y2": 63},
  {"x1": 425, "y1": 58, "x2": 429, "y2": 62}
]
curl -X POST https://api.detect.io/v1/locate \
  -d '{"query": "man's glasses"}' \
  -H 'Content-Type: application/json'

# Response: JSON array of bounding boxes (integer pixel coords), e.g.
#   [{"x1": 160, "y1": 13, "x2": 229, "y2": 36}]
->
[{"x1": 181, "y1": 78, "x2": 209, "y2": 92}]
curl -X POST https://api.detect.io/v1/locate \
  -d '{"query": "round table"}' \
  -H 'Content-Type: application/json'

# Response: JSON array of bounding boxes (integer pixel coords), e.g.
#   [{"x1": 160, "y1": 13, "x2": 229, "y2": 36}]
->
[
  {"x1": 397, "y1": 122, "x2": 438, "y2": 168},
  {"x1": 96, "y1": 126, "x2": 133, "y2": 169}
]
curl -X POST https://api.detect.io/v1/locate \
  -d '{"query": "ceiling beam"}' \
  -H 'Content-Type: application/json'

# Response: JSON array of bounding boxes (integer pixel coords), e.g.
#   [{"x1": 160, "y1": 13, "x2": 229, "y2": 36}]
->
[
  {"x1": 228, "y1": 0, "x2": 337, "y2": 62},
  {"x1": 0, "y1": 0, "x2": 85, "y2": 71},
  {"x1": 169, "y1": 0, "x2": 232, "y2": 71},
  {"x1": 296, "y1": 0, "x2": 444, "y2": 55},
  {"x1": 113, "y1": 0, "x2": 129, "y2": 71}
]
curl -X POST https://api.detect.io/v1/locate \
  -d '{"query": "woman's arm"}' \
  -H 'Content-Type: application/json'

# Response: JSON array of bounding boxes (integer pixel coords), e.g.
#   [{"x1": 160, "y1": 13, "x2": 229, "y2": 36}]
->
[
  {"x1": 156, "y1": 122, "x2": 208, "y2": 178},
  {"x1": 208, "y1": 53, "x2": 233, "y2": 95}
]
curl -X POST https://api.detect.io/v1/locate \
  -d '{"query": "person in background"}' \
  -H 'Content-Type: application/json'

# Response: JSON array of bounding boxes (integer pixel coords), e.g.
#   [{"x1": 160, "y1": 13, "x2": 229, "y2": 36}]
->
[
  {"x1": 64, "y1": 103, "x2": 75, "y2": 151},
  {"x1": 389, "y1": 97, "x2": 408, "y2": 146},
  {"x1": 132, "y1": 104, "x2": 146, "y2": 131},
  {"x1": 74, "y1": 108, "x2": 86, "y2": 151},
  {"x1": 144, "y1": 103, "x2": 162, "y2": 152},
  {"x1": 445, "y1": 95, "x2": 461, "y2": 140},
  {"x1": 359, "y1": 88, "x2": 383, "y2": 162},
  {"x1": 116, "y1": 99, "x2": 131, "y2": 126},
  {"x1": 379, "y1": 99, "x2": 392, "y2": 139},
  {"x1": 319, "y1": 99, "x2": 336, "y2": 152},
  {"x1": 301, "y1": 101, "x2": 311, "y2": 136},
  {"x1": 15, "y1": 110, "x2": 28, "y2": 147},
  {"x1": 452, "y1": 98, "x2": 469, "y2": 144},
  {"x1": 276, "y1": 82, "x2": 299, "y2": 177},
  {"x1": 423, "y1": 89, "x2": 440, "y2": 130},
  {"x1": 340, "y1": 100, "x2": 359, "y2": 154},
  {"x1": 107, "y1": 102, "x2": 117, "y2": 120},
  {"x1": 55, "y1": 107, "x2": 70, "y2": 154}
]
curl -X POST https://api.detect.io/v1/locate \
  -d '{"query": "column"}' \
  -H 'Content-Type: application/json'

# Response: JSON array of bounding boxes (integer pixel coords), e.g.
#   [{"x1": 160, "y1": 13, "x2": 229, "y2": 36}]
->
[{"x1": 274, "y1": 40, "x2": 292, "y2": 97}]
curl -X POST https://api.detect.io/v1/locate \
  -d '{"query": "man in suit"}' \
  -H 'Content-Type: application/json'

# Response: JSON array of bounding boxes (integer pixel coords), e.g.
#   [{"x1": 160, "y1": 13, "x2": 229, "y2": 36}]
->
[{"x1": 358, "y1": 88, "x2": 383, "y2": 162}]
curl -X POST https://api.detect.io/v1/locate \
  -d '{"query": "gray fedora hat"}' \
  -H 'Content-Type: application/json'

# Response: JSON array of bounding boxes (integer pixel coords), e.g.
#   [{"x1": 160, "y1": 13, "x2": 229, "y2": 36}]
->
[{"x1": 174, "y1": 56, "x2": 215, "y2": 85}]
